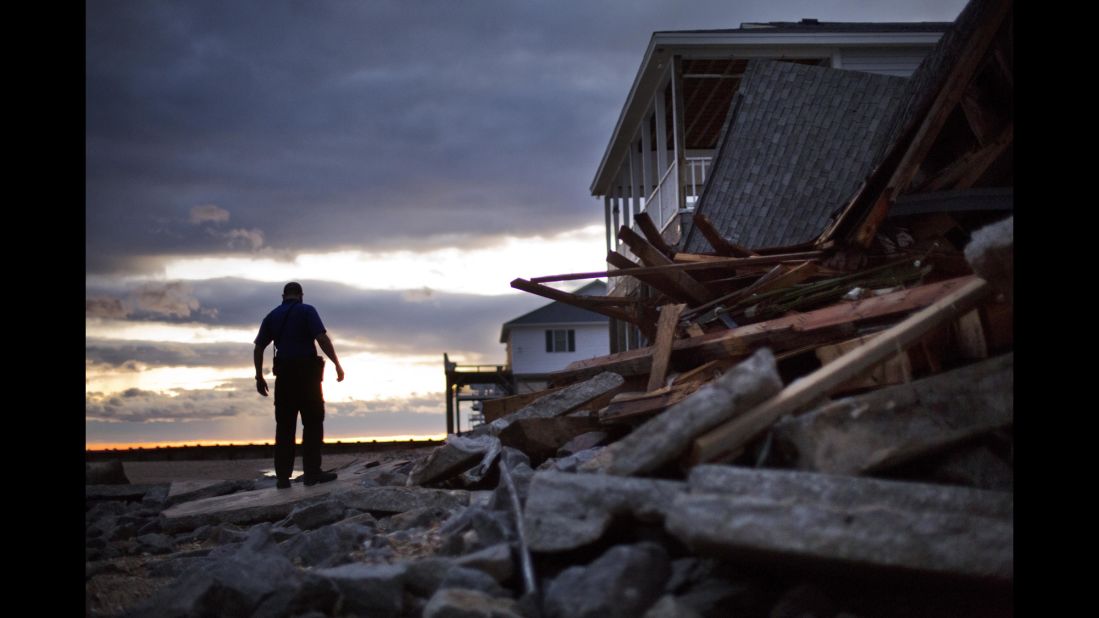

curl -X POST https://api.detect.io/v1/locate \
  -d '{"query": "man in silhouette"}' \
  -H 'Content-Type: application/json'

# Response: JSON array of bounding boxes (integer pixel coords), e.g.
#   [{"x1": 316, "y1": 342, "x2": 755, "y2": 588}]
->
[{"x1": 254, "y1": 282, "x2": 345, "y2": 489}]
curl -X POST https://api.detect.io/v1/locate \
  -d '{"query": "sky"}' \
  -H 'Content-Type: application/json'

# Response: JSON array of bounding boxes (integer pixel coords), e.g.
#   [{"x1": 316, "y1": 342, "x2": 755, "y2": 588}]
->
[{"x1": 85, "y1": 0, "x2": 968, "y2": 449}]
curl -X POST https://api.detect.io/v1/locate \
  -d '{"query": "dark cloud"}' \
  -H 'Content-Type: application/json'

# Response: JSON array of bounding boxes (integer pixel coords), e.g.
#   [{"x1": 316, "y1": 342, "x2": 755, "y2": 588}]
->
[
  {"x1": 86, "y1": 297, "x2": 129, "y2": 319},
  {"x1": 133, "y1": 282, "x2": 202, "y2": 318},
  {"x1": 87, "y1": 277, "x2": 548, "y2": 360},
  {"x1": 190, "y1": 204, "x2": 230, "y2": 224},
  {"x1": 86, "y1": 341, "x2": 253, "y2": 369},
  {"x1": 85, "y1": 0, "x2": 967, "y2": 275}
]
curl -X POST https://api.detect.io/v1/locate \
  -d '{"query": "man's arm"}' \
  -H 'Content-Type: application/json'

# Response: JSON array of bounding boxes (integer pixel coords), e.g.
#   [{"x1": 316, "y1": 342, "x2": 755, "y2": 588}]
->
[
  {"x1": 254, "y1": 344, "x2": 269, "y2": 396},
  {"x1": 316, "y1": 332, "x2": 345, "y2": 382}
]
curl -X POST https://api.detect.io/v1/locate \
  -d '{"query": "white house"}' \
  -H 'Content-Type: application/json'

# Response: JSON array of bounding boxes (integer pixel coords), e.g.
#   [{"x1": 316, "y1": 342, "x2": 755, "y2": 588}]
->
[{"x1": 499, "y1": 280, "x2": 610, "y2": 393}]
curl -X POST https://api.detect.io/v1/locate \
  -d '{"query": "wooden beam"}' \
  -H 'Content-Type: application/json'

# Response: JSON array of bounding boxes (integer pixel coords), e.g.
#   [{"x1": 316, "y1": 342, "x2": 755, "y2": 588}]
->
[
  {"x1": 605, "y1": 250, "x2": 699, "y2": 306},
  {"x1": 552, "y1": 275, "x2": 983, "y2": 384},
  {"x1": 646, "y1": 303, "x2": 686, "y2": 392},
  {"x1": 849, "y1": 0, "x2": 1011, "y2": 247},
  {"x1": 600, "y1": 380, "x2": 706, "y2": 424},
  {"x1": 510, "y1": 279, "x2": 638, "y2": 325},
  {"x1": 690, "y1": 277, "x2": 993, "y2": 464},
  {"x1": 919, "y1": 121, "x2": 1013, "y2": 192},
  {"x1": 692, "y1": 212, "x2": 755, "y2": 257},
  {"x1": 619, "y1": 225, "x2": 714, "y2": 304},
  {"x1": 634, "y1": 211, "x2": 675, "y2": 257}
]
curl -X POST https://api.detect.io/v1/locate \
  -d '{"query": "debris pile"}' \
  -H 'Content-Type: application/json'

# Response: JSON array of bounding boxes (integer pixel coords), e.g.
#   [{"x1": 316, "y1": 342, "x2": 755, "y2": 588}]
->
[{"x1": 86, "y1": 0, "x2": 1012, "y2": 614}]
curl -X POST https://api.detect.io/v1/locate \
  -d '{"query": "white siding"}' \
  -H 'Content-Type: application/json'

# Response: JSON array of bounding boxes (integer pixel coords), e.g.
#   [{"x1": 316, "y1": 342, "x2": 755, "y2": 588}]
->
[
  {"x1": 509, "y1": 323, "x2": 609, "y2": 375},
  {"x1": 836, "y1": 46, "x2": 931, "y2": 77}
]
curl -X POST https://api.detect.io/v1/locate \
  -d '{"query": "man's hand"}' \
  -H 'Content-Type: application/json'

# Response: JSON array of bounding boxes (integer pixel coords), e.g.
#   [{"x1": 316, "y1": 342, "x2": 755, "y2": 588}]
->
[
  {"x1": 336, "y1": 364, "x2": 345, "y2": 382},
  {"x1": 256, "y1": 376, "x2": 269, "y2": 397}
]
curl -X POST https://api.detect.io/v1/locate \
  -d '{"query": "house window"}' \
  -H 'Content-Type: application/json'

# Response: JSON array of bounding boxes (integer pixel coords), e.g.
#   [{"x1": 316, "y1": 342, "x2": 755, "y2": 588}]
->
[{"x1": 545, "y1": 329, "x2": 576, "y2": 353}]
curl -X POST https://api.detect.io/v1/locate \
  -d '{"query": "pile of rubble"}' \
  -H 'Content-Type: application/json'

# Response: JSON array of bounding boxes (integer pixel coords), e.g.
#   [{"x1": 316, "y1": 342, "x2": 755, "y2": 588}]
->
[{"x1": 84, "y1": 214, "x2": 1012, "y2": 618}]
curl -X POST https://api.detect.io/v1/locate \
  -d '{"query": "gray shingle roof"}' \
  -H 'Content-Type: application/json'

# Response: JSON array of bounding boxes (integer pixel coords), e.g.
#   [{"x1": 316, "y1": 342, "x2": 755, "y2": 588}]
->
[
  {"x1": 660, "y1": 21, "x2": 951, "y2": 35},
  {"x1": 499, "y1": 281, "x2": 608, "y2": 343},
  {"x1": 680, "y1": 60, "x2": 909, "y2": 253}
]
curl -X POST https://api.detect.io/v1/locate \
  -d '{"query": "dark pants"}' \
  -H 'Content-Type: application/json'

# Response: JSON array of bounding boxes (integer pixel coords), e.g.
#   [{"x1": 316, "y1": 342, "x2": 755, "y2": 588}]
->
[{"x1": 273, "y1": 358, "x2": 325, "y2": 480}]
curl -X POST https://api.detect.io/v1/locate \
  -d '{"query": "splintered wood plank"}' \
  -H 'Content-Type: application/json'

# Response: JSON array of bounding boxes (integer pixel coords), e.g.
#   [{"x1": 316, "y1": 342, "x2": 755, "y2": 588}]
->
[
  {"x1": 619, "y1": 226, "x2": 714, "y2": 304},
  {"x1": 815, "y1": 334, "x2": 912, "y2": 393},
  {"x1": 685, "y1": 322, "x2": 706, "y2": 338},
  {"x1": 510, "y1": 279, "x2": 637, "y2": 325},
  {"x1": 690, "y1": 277, "x2": 993, "y2": 464},
  {"x1": 552, "y1": 276, "x2": 983, "y2": 384},
  {"x1": 531, "y1": 252, "x2": 825, "y2": 284},
  {"x1": 692, "y1": 212, "x2": 755, "y2": 257},
  {"x1": 605, "y1": 251, "x2": 701, "y2": 306},
  {"x1": 634, "y1": 211, "x2": 675, "y2": 258},
  {"x1": 600, "y1": 380, "x2": 708, "y2": 424},
  {"x1": 953, "y1": 309, "x2": 989, "y2": 360},
  {"x1": 647, "y1": 303, "x2": 687, "y2": 392}
]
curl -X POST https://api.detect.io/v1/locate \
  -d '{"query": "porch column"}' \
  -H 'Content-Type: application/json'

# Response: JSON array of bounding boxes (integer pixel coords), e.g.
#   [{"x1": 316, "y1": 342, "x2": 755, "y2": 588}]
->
[
  {"x1": 640, "y1": 109, "x2": 655, "y2": 223},
  {"x1": 671, "y1": 54, "x2": 688, "y2": 212},
  {"x1": 629, "y1": 137, "x2": 642, "y2": 225},
  {"x1": 654, "y1": 77, "x2": 669, "y2": 179},
  {"x1": 604, "y1": 195, "x2": 613, "y2": 254}
]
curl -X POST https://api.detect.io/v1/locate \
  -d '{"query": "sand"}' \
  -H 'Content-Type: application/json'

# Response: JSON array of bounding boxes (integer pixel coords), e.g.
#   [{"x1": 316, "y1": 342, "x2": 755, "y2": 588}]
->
[{"x1": 121, "y1": 450, "x2": 420, "y2": 484}]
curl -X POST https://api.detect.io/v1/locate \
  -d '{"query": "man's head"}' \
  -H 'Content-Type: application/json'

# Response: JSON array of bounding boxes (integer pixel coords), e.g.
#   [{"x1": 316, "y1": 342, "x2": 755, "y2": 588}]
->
[{"x1": 283, "y1": 282, "x2": 304, "y2": 300}]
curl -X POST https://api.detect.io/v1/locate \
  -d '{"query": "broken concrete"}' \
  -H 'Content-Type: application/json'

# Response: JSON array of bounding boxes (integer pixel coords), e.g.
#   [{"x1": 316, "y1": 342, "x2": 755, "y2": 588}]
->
[
  {"x1": 557, "y1": 431, "x2": 609, "y2": 457},
  {"x1": 160, "y1": 477, "x2": 363, "y2": 531},
  {"x1": 522, "y1": 471, "x2": 685, "y2": 553},
  {"x1": 497, "y1": 416, "x2": 604, "y2": 463},
  {"x1": 293, "y1": 562, "x2": 406, "y2": 617},
  {"x1": 964, "y1": 215, "x2": 1013, "y2": 303},
  {"x1": 86, "y1": 460, "x2": 130, "y2": 485},
  {"x1": 542, "y1": 542, "x2": 671, "y2": 618},
  {"x1": 407, "y1": 434, "x2": 502, "y2": 487},
  {"x1": 422, "y1": 588, "x2": 522, "y2": 618},
  {"x1": 471, "y1": 371, "x2": 625, "y2": 437},
  {"x1": 165, "y1": 479, "x2": 245, "y2": 507},
  {"x1": 283, "y1": 498, "x2": 348, "y2": 530},
  {"x1": 771, "y1": 353, "x2": 1014, "y2": 475},
  {"x1": 667, "y1": 465, "x2": 1013, "y2": 581},
  {"x1": 86, "y1": 484, "x2": 166, "y2": 503},
  {"x1": 340, "y1": 485, "x2": 470, "y2": 514},
  {"x1": 586, "y1": 348, "x2": 783, "y2": 476},
  {"x1": 281, "y1": 522, "x2": 374, "y2": 568}
]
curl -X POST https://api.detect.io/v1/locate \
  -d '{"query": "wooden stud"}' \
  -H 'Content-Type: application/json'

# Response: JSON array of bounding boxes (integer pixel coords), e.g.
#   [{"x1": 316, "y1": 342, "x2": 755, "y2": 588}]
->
[{"x1": 647, "y1": 303, "x2": 687, "y2": 392}]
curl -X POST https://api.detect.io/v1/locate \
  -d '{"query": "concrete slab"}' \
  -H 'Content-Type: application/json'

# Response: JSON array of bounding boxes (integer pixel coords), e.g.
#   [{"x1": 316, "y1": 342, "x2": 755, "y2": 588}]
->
[{"x1": 160, "y1": 477, "x2": 362, "y2": 532}]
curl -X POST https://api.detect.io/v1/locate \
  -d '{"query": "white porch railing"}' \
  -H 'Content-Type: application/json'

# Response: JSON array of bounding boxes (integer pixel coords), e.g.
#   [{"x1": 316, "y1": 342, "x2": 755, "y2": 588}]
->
[{"x1": 647, "y1": 162, "x2": 680, "y2": 231}]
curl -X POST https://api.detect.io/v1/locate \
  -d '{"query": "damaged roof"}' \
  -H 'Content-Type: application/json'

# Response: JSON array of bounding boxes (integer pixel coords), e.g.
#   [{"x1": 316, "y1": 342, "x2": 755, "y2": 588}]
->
[{"x1": 679, "y1": 60, "x2": 909, "y2": 253}]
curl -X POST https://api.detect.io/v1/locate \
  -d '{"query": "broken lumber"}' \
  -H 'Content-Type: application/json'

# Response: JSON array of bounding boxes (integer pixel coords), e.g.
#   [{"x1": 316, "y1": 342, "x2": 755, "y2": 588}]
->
[
  {"x1": 619, "y1": 225, "x2": 714, "y2": 304},
  {"x1": 598, "y1": 382, "x2": 706, "y2": 424},
  {"x1": 646, "y1": 303, "x2": 686, "y2": 392},
  {"x1": 667, "y1": 465, "x2": 1012, "y2": 582},
  {"x1": 815, "y1": 334, "x2": 912, "y2": 393},
  {"x1": 509, "y1": 279, "x2": 638, "y2": 325},
  {"x1": 583, "y1": 348, "x2": 783, "y2": 477},
  {"x1": 691, "y1": 276, "x2": 993, "y2": 464},
  {"x1": 771, "y1": 352, "x2": 1013, "y2": 475},
  {"x1": 470, "y1": 371, "x2": 626, "y2": 437},
  {"x1": 633, "y1": 211, "x2": 675, "y2": 258},
  {"x1": 528, "y1": 252, "x2": 824, "y2": 284},
  {"x1": 553, "y1": 276, "x2": 984, "y2": 384}
]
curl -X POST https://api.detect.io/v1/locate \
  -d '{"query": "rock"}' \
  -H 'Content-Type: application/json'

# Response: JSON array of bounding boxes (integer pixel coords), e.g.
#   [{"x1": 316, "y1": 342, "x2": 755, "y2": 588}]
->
[
  {"x1": 643, "y1": 595, "x2": 703, "y2": 618},
  {"x1": 771, "y1": 353, "x2": 1014, "y2": 475},
  {"x1": 924, "y1": 443, "x2": 1014, "y2": 492},
  {"x1": 439, "y1": 506, "x2": 515, "y2": 556},
  {"x1": 538, "y1": 447, "x2": 604, "y2": 473},
  {"x1": 522, "y1": 471, "x2": 685, "y2": 552},
  {"x1": 439, "y1": 565, "x2": 509, "y2": 598},
  {"x1": 667, "y1": 465, "x2": 1013, "y2": 581},
  {"x1": 284, "y1": 498, "x2": 347, "y2": 530},
  {"x1": 338, "y1": 511, "x2": 378, "y2": 527},
  {"x1": 340, "y1": 486, "x2": 470, "y2": 514},
  {"x1": 542, "y1": 542, "x2": 671, "y2": 618},
  {"x1": 497, "y1": 416, "x2": 605, "y2": 464},
  {"x1": 137, "y1": 518, "x2": 162, "y2": 535},
  {"x1": 585, "y1": 348, "x2": 783, "y2": 476},
  {"x1": 964, "y1": 215, "x2": 1013, "y2": 303},
  {"x1": 85, "y1": 560, "x2": 123, "y2": 580},
  {"x1": 452, "y1": 543, "x2": 514, "y2": 583},
  {"x1": 135, "y1": 533, "x2": 175, "y2": 555},
  {"x1": 86, "y1": 484, "x2": 165, "y2": 503},
  {"x1": 557, "y1": 431, "x2": 609, "y2": 457},
  {"x1": 141, "y1": 484, "x2": 171, "y2": 507},
  {"x1": 377, "y1": 504, "x2": 457, "y2": 533},
  {"x1": 423, "y1": 588, "x2": 523, "y2": 618},
  {"x1": 280, "y1": 522, "x2": 375, "y2": 568},
  {"x1": 471, "y1": 372, "x2": 626, "y2": 437},
  {"x1": 291, "y1": 563, "x2": 406, "y2": 617},
  {"x1": 769, "y1": 583, "x2": 837, "y2": 618},
  {"x1": 408, "y1": 434, "x2": 503, "y2": 487},
  {"x1": 166, "y1": 479, "x2": 245, "y2": 507},
  {"x1": 160, "y1": 476, "x2": 362, "y2": 531},
  {"x1": 130, "y1": 534, "x2": 302, "y2": 618},
  {"x1": 86, "y1": 460, "x2": 129, "y2": 485},
  {"x1": 269, "y1": 523, "x2": 303, "y2": 542}
]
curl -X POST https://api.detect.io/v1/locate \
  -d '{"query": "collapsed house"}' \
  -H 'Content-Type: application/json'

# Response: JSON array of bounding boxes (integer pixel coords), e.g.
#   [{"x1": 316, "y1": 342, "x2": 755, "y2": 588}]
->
[{"x1": 89, "y1": 1, "x2": 1013, "y2": 615}]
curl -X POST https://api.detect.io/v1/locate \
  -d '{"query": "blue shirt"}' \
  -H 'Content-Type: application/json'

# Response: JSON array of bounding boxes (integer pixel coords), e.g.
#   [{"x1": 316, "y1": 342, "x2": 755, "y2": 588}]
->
[{"x1": 254, "y1": 300, "x2": 327, "y2": 359}]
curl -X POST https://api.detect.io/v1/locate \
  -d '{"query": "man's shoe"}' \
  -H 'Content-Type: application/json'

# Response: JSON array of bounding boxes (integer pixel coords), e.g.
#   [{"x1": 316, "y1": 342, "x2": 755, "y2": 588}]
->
[
  {"x1": 276, "y1": 478, "x2": 292, "y2": 489},
  {"x1": 303, "y1": 471, "x2": 338, "y2": 486}
]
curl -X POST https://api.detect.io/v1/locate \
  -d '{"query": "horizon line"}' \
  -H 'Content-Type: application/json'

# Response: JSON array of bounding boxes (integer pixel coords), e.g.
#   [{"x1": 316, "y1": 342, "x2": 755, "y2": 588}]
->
[{"x1": 86, "y1": 433, "x2": 447, "y2": 452}]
